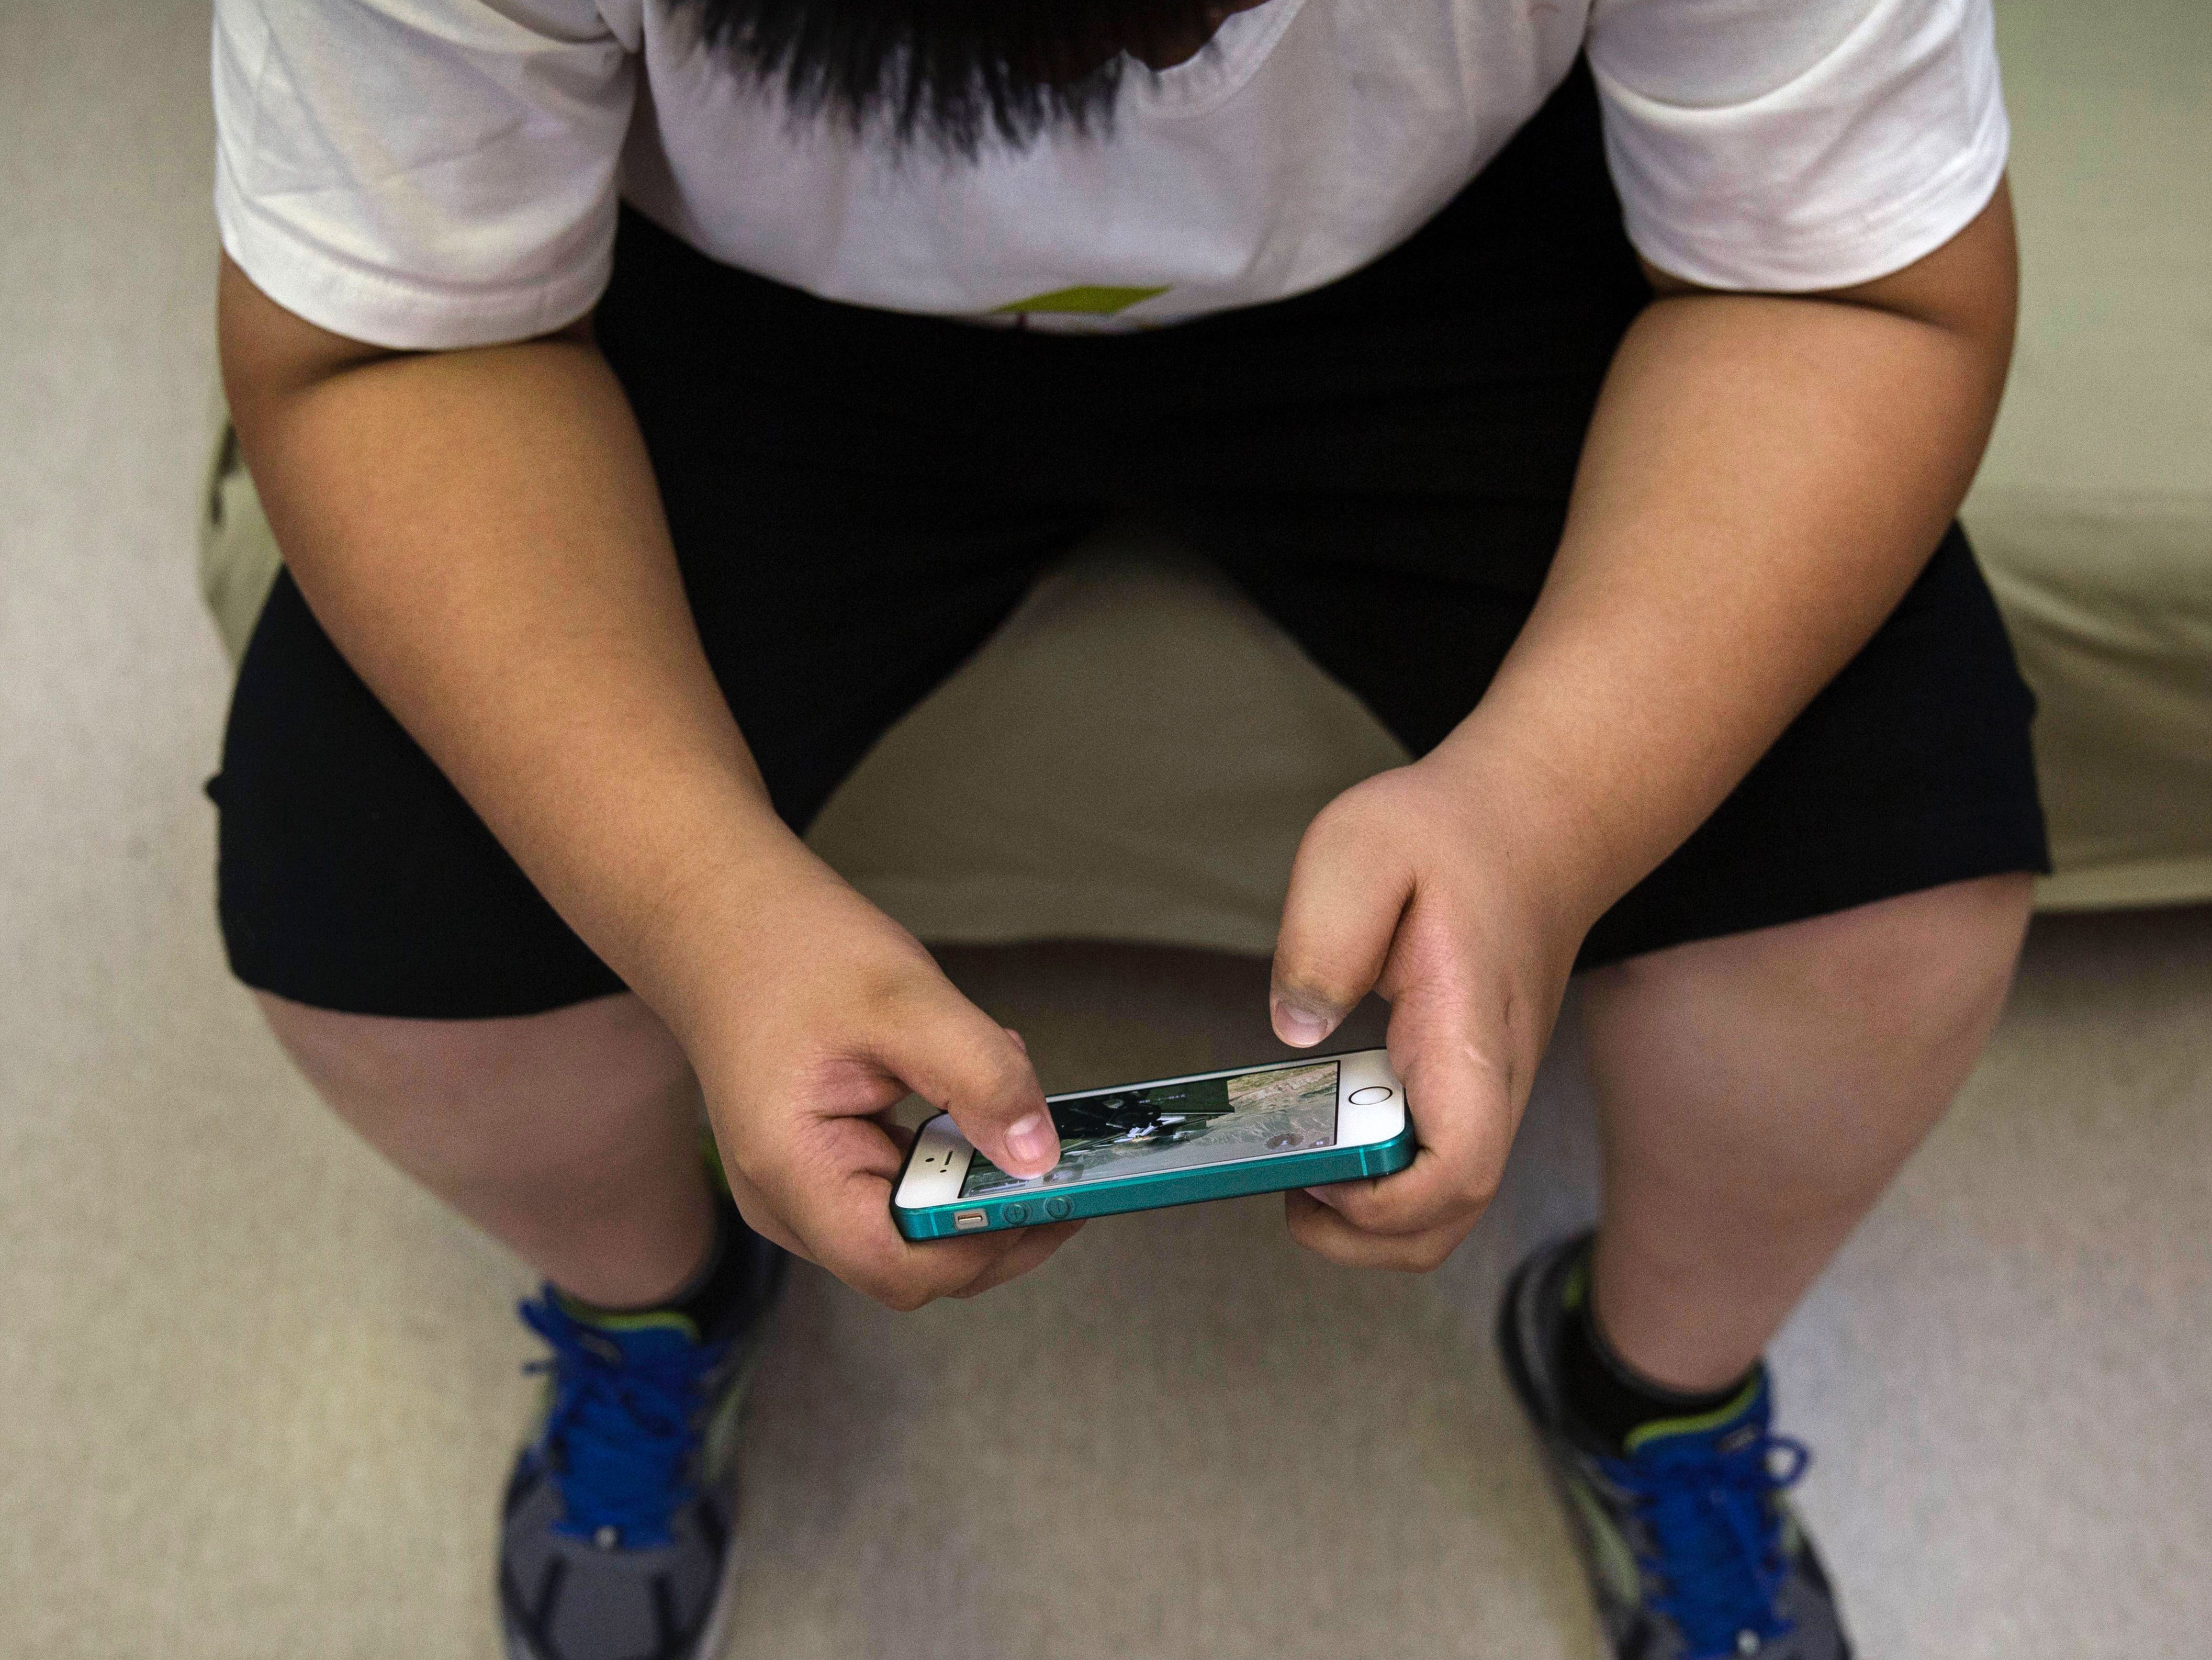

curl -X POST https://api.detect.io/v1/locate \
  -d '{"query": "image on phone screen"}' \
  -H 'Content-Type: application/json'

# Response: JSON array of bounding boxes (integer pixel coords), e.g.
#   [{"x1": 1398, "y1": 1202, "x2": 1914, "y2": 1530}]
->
[{"x1": 961, "y1": 1059, "x2": 1342, "y2": 1197}]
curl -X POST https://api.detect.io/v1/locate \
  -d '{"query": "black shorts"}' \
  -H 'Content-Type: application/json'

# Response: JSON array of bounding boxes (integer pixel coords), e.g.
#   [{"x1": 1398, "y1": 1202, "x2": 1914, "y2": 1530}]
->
[{"x1": 211, "y1": 63, "x2": 2047, "y2": 1020}]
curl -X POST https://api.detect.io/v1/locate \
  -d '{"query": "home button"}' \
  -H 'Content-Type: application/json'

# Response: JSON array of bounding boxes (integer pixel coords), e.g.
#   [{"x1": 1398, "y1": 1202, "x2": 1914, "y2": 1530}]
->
[{"x1": 1348, "y1": 1086, "x2": 1394, "y2": 1105}]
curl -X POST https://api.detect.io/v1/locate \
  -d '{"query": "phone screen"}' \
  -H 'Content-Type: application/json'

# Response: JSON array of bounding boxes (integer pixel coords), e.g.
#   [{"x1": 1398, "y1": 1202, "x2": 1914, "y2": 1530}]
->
[{"x1": 960, "y1": 1059, "x2": 1342, "y2": 1197}]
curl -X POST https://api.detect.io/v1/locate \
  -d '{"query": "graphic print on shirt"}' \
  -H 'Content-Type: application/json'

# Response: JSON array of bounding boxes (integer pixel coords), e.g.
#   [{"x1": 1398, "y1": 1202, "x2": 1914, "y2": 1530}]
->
[{"x1": 990, "y1": 284, "x2": 1174, "y2": 326}]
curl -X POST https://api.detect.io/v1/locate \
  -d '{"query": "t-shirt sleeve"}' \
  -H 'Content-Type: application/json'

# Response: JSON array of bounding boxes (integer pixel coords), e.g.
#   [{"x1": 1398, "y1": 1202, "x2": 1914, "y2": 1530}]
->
[
  {"x1": 1585, "y1": 0, "x2": 2008, "y2": 291},
  {"x1": 213, "y1": 0, "x2": 638, "y2": 349}
]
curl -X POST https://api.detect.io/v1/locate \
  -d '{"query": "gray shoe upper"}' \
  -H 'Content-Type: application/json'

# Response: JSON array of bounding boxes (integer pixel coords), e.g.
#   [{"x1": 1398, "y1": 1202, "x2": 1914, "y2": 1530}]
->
[{"x1": 500, "y1": 1463, "x2": 735, "y2": 1660}]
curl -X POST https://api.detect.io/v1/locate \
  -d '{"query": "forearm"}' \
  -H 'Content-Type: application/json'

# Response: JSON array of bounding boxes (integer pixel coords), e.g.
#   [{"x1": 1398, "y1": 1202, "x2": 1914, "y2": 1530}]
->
[
  {"x1": 1430, "y1": 190, "x2": 2017, "y2": 930},
  {"x1": 219, "y1": 259, "x2": 814, "y2": 1042}
]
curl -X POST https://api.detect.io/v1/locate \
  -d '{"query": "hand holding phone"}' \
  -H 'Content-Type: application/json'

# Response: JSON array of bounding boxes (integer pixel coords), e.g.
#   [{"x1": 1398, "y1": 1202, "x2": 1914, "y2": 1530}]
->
[
  {"x1": 680, "y1": 859, "x2": 1082, "y2": 1310},
  {"x1": 1266, "y1": 757, "x2": 1586, "y2": 1273}
]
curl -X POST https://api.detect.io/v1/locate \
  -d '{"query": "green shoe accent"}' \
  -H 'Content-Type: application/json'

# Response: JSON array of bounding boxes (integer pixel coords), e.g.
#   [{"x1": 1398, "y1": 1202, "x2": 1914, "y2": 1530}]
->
[
  {"x1": 991, "y1": 283, "x2": 1171, "y2": 316},
  {"x1": 1562, "y1": 1250, "x2": 1591, "y2": 1311},
  {"x1": 1563, "y1": 1464, "x2": 1647, "y2": 1606},
  {"x1": 1622, "y1": 1373, "x2": 1765, "y2": 1455},
  {"x1": 553, "y1": 1292, "x2": 701, "y2": 1344}
]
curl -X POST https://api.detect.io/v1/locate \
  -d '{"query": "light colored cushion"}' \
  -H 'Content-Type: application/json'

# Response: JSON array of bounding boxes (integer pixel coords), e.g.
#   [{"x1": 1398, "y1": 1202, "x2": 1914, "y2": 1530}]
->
[
  {"x1": 806, "y1": 536, "x2": 1406, "y2": 955},
  {"x1": 1960, "y1": 0, "x2": 2212, "y2": 908},
  {"x1": 197, "y1": 422, "x2": 274, "y2": 667},
  {"x1": 1972, "y1": 492, "x2": 2212, "y2": 909}
]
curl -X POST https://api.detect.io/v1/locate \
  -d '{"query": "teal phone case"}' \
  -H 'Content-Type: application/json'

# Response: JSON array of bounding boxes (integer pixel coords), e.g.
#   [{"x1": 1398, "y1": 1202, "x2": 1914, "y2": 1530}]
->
[{"x1": 890, "y1": 1109, "x2": 1417, "y2": 1240}]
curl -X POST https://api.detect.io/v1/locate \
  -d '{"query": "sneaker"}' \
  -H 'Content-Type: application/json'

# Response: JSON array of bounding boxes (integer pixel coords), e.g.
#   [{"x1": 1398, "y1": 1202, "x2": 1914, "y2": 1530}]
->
[
  {"x1": 498, "y1": 1241, "x2": 784, "y2": 1660},
  {"x1": 1497, "y1": 1234, "x2": 1852, "y2": 1660}
]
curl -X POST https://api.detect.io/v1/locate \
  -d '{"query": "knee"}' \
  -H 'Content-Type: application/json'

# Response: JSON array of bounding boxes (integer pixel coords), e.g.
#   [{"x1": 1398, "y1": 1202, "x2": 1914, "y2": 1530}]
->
[
  {"x1": 1596, "y1": 872, "x2": 2034, "y2": 1068},
  {"x1": 253, "y1": 990, "x2": 690, "y2": 1182},
  {"x1": 1799, "y1": 872, "x2": 2034, "y2": 1047}
]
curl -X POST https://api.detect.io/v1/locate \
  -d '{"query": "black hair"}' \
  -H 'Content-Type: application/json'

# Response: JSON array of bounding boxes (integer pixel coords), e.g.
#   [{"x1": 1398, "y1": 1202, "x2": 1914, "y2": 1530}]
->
[{"x1": 669, "y1": 0, "x2": 1230, "y2": 154}]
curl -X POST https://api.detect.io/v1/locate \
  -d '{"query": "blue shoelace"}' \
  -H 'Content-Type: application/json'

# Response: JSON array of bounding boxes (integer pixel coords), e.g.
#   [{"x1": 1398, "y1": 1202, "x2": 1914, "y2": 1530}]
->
[
  {"x1": 1602, "y1": 1429, "x2": 1811, "y2": 1659},
  {"x1": 521, "y1": 1294, "x2": 731, "y2": 1550}
]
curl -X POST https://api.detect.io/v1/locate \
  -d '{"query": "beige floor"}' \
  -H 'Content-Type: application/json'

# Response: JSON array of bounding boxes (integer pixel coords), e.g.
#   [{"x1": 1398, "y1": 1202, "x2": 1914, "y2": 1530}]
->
[{"x1": 6, "y1": 4, "x2": 2212, "y2": 1657}]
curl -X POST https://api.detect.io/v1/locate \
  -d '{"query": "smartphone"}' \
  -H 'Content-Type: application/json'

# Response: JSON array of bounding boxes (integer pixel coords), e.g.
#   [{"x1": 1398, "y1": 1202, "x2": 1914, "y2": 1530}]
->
[{"x1": 890, "y1": 1049, "x2": 1413, "y2": 1240}]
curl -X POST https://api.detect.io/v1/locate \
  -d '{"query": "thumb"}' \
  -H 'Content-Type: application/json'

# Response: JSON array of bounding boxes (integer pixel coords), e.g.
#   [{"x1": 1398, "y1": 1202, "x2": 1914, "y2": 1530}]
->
[
  {"x1": 1272, "y1": 801, "x2": 1413, "y2": 1047},
  {"x1": 875, "y1": 978, "x2": 1059, "y2": 1179}
]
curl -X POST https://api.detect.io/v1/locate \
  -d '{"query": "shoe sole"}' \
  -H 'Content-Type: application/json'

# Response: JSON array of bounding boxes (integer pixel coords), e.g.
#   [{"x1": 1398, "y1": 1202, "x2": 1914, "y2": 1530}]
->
[
  {"x1": 680, "y1": 1293, "x2": 783, "y2": 1660},
  {"x1": 1494, "y1": 1245, "x2": 1556, "y2": 1433},
  {"x1": 1494, "y1": 1240, "x2": 1621, "y2": 1660},
  {"x1": 690, "y1": 1470, "x2": 747, "y2": 1660}
]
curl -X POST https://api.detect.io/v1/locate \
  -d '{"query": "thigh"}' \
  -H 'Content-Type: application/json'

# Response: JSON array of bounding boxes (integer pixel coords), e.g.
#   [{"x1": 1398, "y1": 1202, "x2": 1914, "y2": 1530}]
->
[
  {"x1": 214, "y1": 500, "x2": 1064, "y2": 1022},
  {"x1": 1578, "y1": 524, "x2": 2048, "y2": 968},
  {"x1": 214, "y1": 569, "x2": 627, "y2": 1019}
]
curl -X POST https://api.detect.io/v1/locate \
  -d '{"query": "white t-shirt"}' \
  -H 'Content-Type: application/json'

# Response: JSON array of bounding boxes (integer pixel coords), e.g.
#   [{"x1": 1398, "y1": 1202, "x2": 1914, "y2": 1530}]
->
[{"x1": 212, "y1": 0, "x2": 2007, "y2": 350}]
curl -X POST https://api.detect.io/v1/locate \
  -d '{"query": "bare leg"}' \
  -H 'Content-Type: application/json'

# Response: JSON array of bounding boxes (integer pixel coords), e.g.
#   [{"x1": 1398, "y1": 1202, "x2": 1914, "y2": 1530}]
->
[
  {"x1": 256, "y1": 990, "x2": 715, "y2": 1307},
  {"x1": 1581, "y1": 873, "x2": 2033, "y2": 1392}
]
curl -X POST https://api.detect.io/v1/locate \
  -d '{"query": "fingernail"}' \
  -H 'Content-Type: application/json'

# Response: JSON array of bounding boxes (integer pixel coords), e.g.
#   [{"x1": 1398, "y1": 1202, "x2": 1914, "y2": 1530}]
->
[
  {"x1": 1274, "y1": 1002, "x2": 1331, "y2": 1046},
  {"x1": 1005, "y1": 1111, "x2": 1057, "y2": 1171}
]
